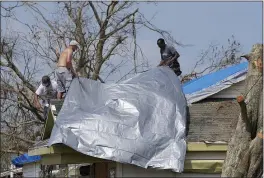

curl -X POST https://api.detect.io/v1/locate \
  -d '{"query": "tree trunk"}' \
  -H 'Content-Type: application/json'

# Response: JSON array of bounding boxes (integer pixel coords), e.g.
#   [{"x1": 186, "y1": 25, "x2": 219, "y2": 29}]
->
[
  {"x1": 221, "y1": 44, "x2": 263, "y2": 177},
  {"x1": 92, "y1": 39, "x2": 105, "y2": 81}
]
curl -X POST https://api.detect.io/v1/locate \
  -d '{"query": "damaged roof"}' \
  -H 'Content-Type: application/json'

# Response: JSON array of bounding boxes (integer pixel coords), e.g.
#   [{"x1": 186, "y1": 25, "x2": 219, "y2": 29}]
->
[
  {"x1": 39, "y1": 97, "x2": 239, "y2": 146},
  {"x1": 183, "y1": 62, "x2": 248, "y2": 104},
  {"x1": 40, "y1": 62, "x2": 247, "y2": 145}
]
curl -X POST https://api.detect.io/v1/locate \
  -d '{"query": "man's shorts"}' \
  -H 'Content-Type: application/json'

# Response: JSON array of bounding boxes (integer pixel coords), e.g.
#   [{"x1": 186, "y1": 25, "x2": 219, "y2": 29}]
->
[{"x1": 55, "y1": 67, "x2": 73, "y2": 93}]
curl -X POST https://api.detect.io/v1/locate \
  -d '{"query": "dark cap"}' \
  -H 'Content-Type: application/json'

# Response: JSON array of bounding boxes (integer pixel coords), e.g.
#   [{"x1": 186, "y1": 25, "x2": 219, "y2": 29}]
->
[
  {"x1": 157, "y1": 38, "x2": 165, "y2": 45},
  {"x1": 42, "y1": 75, "x2": 51, "y2": 85}
]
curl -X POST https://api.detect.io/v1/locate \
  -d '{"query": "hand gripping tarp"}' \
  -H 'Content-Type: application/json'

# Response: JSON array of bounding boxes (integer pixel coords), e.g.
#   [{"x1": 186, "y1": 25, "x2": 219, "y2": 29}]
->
[{"x1": 48, "y1": 66, "x2": 187, "y2": 172}]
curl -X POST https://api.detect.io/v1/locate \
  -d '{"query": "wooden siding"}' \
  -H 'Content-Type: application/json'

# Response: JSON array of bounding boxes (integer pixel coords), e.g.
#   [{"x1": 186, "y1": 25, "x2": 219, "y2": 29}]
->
[
  {"x1": 23, "y1": 162, "x2": 41, "y2": 177},
  {"x1": 209, "y1": 80, "x2": 245, "y2": 99}
]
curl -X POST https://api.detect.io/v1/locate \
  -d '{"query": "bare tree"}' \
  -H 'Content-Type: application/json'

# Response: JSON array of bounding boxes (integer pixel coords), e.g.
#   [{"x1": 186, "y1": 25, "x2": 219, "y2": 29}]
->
[
  {"x1": 1, "y1": 3, "x2": 47, "y2": 171},
  {"x1": 19, "y1": 1, "x2": 178, "y2": 81},
  {"x1": 1, "y1": 34, "x2": 44, "y2": 171},
  {"x1": 221, "y1": 44, "x2": 263, "y2": 177},
  {"x1": 181, "y1": 36, "x2": 242, "y2": 83}
]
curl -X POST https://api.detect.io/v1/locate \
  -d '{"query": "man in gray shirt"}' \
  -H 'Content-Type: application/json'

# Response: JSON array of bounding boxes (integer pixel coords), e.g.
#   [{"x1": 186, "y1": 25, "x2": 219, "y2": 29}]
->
[{"x1": 157, "y1": 38, "x2": 182, "y2": 76}]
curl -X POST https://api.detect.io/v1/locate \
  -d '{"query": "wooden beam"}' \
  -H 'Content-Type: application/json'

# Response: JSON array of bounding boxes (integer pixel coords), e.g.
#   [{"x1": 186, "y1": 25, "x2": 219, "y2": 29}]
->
[
  {"x1": 184, "y1": 160, "x2": 223, "y2": 173},
  {"x1": 41, "y1": 153, "x2": 110, "y2": 165},
  {"x1": 187, "y1": 142, "x2": 227, "y2": 152},
  {"x1": 41, "y1": 154, "x2": 223, "y2": 174}
]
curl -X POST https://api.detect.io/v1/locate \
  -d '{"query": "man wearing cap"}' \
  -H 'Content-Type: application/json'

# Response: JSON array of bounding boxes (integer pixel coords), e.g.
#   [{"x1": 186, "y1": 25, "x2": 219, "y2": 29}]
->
[
  {"x1": 34, "y1": 75, "x2": 58, "y2": 120},
  {"x1": 55, "y1": 40, "x2": 79, "y2": 99},
  {"x1": 157, "y1": 38, "x2": 182, "y2": 76}
]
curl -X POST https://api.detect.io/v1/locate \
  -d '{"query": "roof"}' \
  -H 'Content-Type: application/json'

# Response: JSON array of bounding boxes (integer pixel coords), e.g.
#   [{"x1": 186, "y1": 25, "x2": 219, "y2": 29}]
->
[
  {"x1": 39, "y1": 62, "x2": 246, "y2": 143},
  {"x1": 183, "y1": 62, "x2": 248, "y2": 104},
  {"x1": 26, "y1": 64, "x2": 245, "y2": 173},
  {"x1": 40, "y1": 96, "x2": 239, "y2": 145},
  {"x1": 11, "y1": 153, "x2": 41, "y2": 167},
  {"x1": 39, "y1": 62, "x2": 248, "y2": 145}
]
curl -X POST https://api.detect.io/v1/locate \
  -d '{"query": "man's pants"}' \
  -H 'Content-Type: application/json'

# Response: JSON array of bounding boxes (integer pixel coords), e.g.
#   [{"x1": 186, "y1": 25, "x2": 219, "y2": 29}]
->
[
  {"x1": 43, "y1": 106, "x2": 49, "y2": 120},
  {"x1": 55, "y1": 67, "x2": 73, "y2": 94},
  {"x1": 169, "y1": 60, "x2": 182, "y2": 76},
  {"x1": 171, "y1": 66, "x2": 182, "y2": 76}
]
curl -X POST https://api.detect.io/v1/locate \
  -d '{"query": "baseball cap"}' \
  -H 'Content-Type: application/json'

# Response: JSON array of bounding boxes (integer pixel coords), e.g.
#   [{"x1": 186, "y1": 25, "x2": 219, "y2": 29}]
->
[
  {"x1": 42, "y1": 75, "x2": 51, "y2": 86},
  {"x1": 69, "y1": 40, "x2": 80, "y2": 48}
]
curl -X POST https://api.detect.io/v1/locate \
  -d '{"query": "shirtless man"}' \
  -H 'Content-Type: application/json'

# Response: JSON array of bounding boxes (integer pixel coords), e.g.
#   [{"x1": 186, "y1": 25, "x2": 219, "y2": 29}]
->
[{"x1": 55, "y1": 40, "x2": 79, "y2": 99}]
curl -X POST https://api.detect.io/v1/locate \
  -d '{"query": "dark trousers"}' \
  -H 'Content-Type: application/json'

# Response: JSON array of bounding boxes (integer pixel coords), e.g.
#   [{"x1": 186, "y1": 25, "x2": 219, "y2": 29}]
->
[
  {"x1": 170, "y1": 60, "x2": 182, "y2": 76},
  {"x1": 43, "y1": 106, "x2": 49, "y2": 120}
]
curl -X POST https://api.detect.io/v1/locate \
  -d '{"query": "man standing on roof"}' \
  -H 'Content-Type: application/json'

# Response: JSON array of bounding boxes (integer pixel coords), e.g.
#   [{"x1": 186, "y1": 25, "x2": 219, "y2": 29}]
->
[
  {"x1": 157, "y1": 38, "x2": 182, "y2": 76},
  {"x1": 34, "y1": 75, "x2": 58, "y2": 120},
  {"x1": 55, "y1": 40, "x2": 79, "y2": 99}
]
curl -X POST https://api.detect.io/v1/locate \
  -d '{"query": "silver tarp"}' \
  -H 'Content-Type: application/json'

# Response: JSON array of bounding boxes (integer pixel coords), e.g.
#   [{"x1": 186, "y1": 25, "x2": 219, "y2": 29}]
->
[{"x1": 48, "y1": 66, "x2": 187, "y2": 172}]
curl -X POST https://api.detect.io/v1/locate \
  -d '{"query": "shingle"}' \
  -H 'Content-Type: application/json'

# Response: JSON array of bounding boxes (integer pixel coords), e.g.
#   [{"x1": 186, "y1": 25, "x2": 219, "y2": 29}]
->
[{"x1": 187, "y1": 99, "x2": 239, "y2": 142}]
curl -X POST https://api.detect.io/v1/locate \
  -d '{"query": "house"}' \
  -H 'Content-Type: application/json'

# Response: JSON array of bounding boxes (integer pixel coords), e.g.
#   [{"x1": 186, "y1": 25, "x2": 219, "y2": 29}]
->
[
  {"x1": 11, "y1": 153, "x2": 41, "y2": 177},
  {"x1": 27, "y1": 62, "x2": 248, "y2": 177},
  {"x1": 10, "y1": 153, "x2": 93, "y2": 177},
  {"x1": 0, "y1": 150, "x2": 23, "y2": 178}
]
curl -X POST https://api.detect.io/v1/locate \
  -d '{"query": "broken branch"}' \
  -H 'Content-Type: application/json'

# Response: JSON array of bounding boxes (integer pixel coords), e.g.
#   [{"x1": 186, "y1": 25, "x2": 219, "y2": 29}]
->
[
  {"x1": 241, "y1": 54, "x2": 250, "y2": 61},
  {"x1": 237, "y1": 95, "x2": 251, "y2": 133}
]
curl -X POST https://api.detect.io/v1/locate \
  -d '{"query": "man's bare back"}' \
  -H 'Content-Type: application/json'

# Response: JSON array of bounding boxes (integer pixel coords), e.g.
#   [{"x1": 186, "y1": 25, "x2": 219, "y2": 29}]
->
[
  {"x1": 57, "y1": 47, "x2": 73, "y2": 68},
  {"x1": 55, "y1": 40, "x2": 79, "y2": 99}
]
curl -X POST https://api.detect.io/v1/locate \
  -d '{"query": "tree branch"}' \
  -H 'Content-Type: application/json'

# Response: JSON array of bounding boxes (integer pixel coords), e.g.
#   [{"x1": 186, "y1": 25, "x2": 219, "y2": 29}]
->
[
  {"x1": 102, "y1": 1, "x2": 118, "y2": 28},
  {"x1": 88, "y1": 2, "x2": 102, "y2": 27},
  {"x1": 26, "y1": 3, "x2": 58, "y2": 35},
  {"x1": 0, "y1": 150, "x2": 25, "y2": 155},
  {"x1": 3, "y1": 56, "x2": 36, "y2": 93},
  {"x1": 103, "y1": 36, "x2": 127, "y2": 61},
  {"x1": 0, "y1": 132, "x2": 35, "y2": 144},
  {"x1": 241, "y1": 54, "x2": 251, "y2": 61},
  {"x1": 237, "y1": 95, "x2": 251, "y2": 133},
  {"x1": 105, "y1": 9, "x2": 138, "y2": 38},
  {"x1": 1, "y1": 86, "x2": 45, "y2": 122}
]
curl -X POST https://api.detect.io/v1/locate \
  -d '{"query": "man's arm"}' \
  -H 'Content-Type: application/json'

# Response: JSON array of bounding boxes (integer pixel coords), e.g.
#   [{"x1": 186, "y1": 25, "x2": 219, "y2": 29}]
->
[
  {"x1": 33, "y1": 94, "x2": 41, "y2": 109},
  {"x1": 66, "y1": 49, "x2": 77, "y2": 77},
  {"x1": 164, "y1": 56, "x2": 176, "y2": 65},
  {"x1": 165, "y1": 46, "x2": 180, "y2": 65},
  {"x1": 158, "y1": 60, "x2": 167, "y2": 67},
  {"x1": 34, "y1": 86, "x2": 43, "y2": 109}
]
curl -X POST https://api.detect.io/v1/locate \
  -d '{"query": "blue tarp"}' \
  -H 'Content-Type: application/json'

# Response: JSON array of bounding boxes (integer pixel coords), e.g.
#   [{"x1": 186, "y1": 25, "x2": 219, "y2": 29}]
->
[
  {"x1": 182, "y1": 62, "x2": 248, "y2": 94},
  {"x1": 12, "y1": 153, "x2": 41, "y2": 167}
]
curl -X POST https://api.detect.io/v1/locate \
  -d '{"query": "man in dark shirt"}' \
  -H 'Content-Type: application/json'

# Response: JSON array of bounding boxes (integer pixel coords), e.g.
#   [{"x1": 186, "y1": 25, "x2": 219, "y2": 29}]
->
[{"x1": 157, "y1": 38, "x2": 182, "y2": 76}]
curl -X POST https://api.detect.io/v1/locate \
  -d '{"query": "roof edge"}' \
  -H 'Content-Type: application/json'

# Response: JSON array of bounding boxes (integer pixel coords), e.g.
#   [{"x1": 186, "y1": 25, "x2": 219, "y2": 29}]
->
[{"x1": 28, "y1": 142, "x2": 228, "y2": 156}]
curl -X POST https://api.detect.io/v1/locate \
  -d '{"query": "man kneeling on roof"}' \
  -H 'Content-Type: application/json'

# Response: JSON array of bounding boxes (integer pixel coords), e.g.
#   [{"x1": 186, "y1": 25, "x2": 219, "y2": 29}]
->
[
  {"x1": 34, "y1": 75, "x2": 58, "y2": 120},
  {"x1": 55, "y1": 40, "x2": 79, "y2": 99},
  {"x1": 157, "y1": 38, "x2": 182, "y2": 76}
]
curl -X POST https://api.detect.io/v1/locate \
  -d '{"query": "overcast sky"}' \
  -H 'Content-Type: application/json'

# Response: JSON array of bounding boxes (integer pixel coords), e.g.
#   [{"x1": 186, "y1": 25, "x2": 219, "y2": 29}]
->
[{"x1": 2, "y1": 2, "x2": 262, "y2": 83}]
